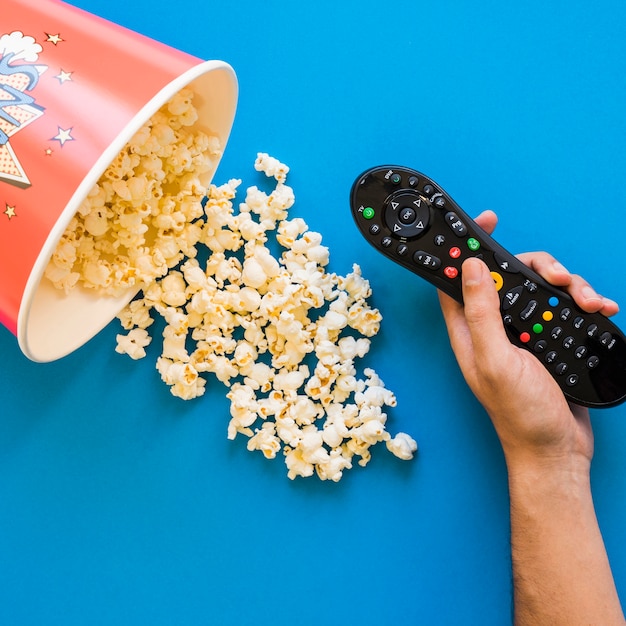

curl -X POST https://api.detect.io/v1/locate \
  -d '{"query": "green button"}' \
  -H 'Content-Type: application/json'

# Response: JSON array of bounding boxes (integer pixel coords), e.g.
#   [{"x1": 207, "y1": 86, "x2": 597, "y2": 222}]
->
[
  {"x1": 362, "y1": 207, "x2": 375, "y2": 219},
  {"x1": 533, "y1": 323, "x2": 544, "y2": 334},
  {"x1": 391, "y1": 174, "x2": 402, "y2": 184},
  {"x1": 467, "y1": 238, "x2": 480, "y2": 251}
]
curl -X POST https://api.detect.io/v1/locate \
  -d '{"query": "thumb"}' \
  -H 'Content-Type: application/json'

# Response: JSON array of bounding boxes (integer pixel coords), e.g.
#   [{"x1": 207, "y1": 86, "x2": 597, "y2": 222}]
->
[{"x1": 461, "y1": 257, "x2": 512, "y2": 361}]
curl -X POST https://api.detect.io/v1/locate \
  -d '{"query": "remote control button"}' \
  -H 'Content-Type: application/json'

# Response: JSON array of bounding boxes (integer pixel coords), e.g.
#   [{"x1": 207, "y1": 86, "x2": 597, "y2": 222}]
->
[
  {"x1": 494, "y1": 253, "x2": 519, "y2": 273},
  {"x1": 503, "y1": 314, "x2": 513, "y2": 325},
  {"x1": 449, "y1": 246, "x2": 461, "y2": 258},
  {"x1": 575, "y1": 346, "x2": 588, "y2": 359},
  {"x1": 555, "y1": 362, "x2": 568, "y2": 375},
  {"x1": 546, "y1": 351, "x2": 558, "y2": 363},
  {"x1": 587, "y1": 323, "x2": 598, "y2": 338},
  {"x1": 520, "y1": 332, "x2": 531, "y2": 343},
  {"x1": 533, "y1": 323, "x2": 543, "y2": 334},
  {"x1": 573, "y1": 316, "x2": 585, "y2": 330},
  {"x1": 397, "y1": 243, "x2": 409, "y2": 256},
  {"x1": 413, "y1": 251, "x2": 441, "y2": 269},
  {"x1": 566, "y1": 373, "x2": 579, "y2": 386},
  {"x1": 391, "y1": 173, "x2": 402, "y2": 185},
  {"x1": 549, "y1": 296, "x2": 559, "y2": 307},
  {"x1": 551, "y1": 326, "x2": 563, "y2": 340},
  {"x1": 408, "y1": 176, "x2": 419, "y2": 187},
  {"x1": 560, "y1": 307, "x2": 572, "y2": 321},
  {"x1": 399, "y1": 207, "x2": 417, "y2": 224},
  {"x1": 432, "y1": 193, "x2": 445, "y2": 208},
  {"x1": 491, "y1": 271, "x2": 504, "y2": 292},
  {"x1": 362, "y1": 207, "x2": 375, "y2": 219},
  {"x1": 444, "y1": 266, "x2": 459, "y2": 279},
  {"x1": 434, "y1": 234, "x2": 445, "y2": 246},
  {"x1": 445, "y1": 212, "x2": 467, "y2": 236},
  {"x1": 520, "y1": 300, "x2": 538, "y2": 321},
  {"x1": 467, "y1": 238, "x2": 480, "y2": 251},
  {"x1": 563, "y1": 336, "x2": 575, "y2": 349},
  {"x1": 534, "y1": 340, "x2": 548, "y2": 353},
  {"x1": 524, "y1": 280, "x2": 538, "y2": 293},
  {"x1": 542, "y1": 310, "x2": 554, "y2": 322},
  {"x1": 369, "y1": 223, "x2": 381, "y2": 235},
  {"x1": 587, "y1": 356, "x2": 600, "y2": 369},
  {"x1": 423, "y1": 184, "x2": 434, "y2": 195},
  {"x1": 502, "y1": 285, "x2": 523, "y2": 309},
  {"x1": 600, "y1": 332, "x2": 616, "y2": 350},
  {"x1": 382, "y1": 236, "x2": 392, "y2": 248}
]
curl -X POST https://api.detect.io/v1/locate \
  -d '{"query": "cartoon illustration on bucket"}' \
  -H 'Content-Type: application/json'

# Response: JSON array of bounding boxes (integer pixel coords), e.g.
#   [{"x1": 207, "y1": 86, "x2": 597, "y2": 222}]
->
[{"x1": 0, "y1": 31, "x2": 48, "y2": 189}]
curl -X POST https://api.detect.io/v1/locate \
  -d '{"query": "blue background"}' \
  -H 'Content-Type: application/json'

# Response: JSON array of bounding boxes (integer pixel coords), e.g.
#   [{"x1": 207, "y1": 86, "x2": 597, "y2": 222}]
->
[{"x1": 2, "y1": 1, "x2": 626, "y2": 624}]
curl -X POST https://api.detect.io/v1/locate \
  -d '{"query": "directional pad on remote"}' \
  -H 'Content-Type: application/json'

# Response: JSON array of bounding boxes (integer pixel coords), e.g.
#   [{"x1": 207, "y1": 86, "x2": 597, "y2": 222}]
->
[{"x1": 385, "y1": 192, "x2": 430, "y2": 239}]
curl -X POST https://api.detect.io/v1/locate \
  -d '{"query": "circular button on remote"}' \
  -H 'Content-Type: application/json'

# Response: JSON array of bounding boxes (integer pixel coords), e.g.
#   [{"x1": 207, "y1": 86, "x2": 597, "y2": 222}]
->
[
  {"x1": 385, "y1": 191, "x2": 430, "y2": 238},
  {"x1": 399, "y1": 207, "x2": 416, "y2": 224}
]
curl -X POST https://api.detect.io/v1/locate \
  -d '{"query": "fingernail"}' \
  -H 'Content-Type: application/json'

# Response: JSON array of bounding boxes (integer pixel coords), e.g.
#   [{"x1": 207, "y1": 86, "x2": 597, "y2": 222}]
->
[
  {"x1": 602, "y1": 296, "x2": 619, "y2": 311},
  {"x1": 553, "y1": 261, "x2": 569, "y2": 274}
]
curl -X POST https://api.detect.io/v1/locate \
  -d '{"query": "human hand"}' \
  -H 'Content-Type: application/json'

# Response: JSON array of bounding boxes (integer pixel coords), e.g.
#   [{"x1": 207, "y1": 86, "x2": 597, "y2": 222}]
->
[{"x1": 437, "y1": 210, "x2": 619, "y2": 469}]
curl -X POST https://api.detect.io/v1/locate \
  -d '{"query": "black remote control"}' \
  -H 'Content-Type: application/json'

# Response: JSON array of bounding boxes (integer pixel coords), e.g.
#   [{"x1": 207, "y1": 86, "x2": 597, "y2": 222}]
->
[{"x1": 350, "y1": 165, "x2": 626, "y2": 408}]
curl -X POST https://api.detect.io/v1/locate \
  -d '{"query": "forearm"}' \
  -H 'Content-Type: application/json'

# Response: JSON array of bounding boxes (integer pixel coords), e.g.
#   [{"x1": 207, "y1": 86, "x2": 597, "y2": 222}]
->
[{"x1": 506, "y1": 455, "x2": 625, "y2": 625}]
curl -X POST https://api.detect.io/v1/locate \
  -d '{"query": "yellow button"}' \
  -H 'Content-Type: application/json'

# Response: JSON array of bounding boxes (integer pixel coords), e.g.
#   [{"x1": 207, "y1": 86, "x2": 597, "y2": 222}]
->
[
  {"x1": 490, "y1": 271, "x2": 504, "y2": 291},
  {"x1": 543, "y1": 310, "x2": 554, "y2": 322}
]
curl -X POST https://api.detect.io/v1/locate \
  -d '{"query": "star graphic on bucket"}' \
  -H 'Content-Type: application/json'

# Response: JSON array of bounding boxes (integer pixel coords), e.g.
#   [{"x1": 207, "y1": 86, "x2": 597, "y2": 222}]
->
[
  {"x1": 51, "y1": 126, "x2": 74, "y2": 146},
  {"x1": 0, "y1": 31, "x2": 47, "y2": 189}
]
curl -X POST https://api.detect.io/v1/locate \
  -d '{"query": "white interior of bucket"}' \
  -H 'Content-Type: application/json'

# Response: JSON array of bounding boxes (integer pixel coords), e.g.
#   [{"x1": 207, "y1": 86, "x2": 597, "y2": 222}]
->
[{"x1": 17, "y1": 61, "x2": 238, "y2": 362}]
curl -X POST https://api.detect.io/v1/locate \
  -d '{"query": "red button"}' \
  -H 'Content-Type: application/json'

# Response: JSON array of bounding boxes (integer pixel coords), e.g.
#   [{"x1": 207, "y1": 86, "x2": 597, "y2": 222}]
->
[
  {"x1": 520, "y1": 332, "x2": 531, "y2": 343},
  {"x1": 444, "y1": 266, "x2": 458, "y2": 279},
  {"x1": 449, "y1": 247, "x2": 461, "y2": 259}
]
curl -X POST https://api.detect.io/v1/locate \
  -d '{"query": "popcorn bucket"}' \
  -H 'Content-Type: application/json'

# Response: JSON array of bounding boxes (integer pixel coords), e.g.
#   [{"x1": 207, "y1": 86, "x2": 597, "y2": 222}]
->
[{"x1": 0, "y1": 0, "x2": 238, "y2": 361}]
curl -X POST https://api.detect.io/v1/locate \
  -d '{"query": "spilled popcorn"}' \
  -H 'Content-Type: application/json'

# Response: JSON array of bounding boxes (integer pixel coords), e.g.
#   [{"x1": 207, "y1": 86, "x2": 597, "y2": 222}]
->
[
  {"x1": 116, "y1": 154, "x2": 417, "y2": 480},
  {"x1": 45, "y1": 90, "x2": 416, "y2": 480}
]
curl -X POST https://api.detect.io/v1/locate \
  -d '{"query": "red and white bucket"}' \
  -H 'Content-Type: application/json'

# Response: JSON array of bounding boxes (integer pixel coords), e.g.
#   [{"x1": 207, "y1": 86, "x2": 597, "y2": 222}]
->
[{"x1": 0, "y1": 0, "x2": 237, "y2": 361}]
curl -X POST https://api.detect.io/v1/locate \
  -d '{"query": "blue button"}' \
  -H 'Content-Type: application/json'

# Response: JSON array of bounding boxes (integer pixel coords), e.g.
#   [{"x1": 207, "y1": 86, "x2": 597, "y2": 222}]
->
[{"x1": 548, "y1": 296, "x2": 559, "y2": 307}]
